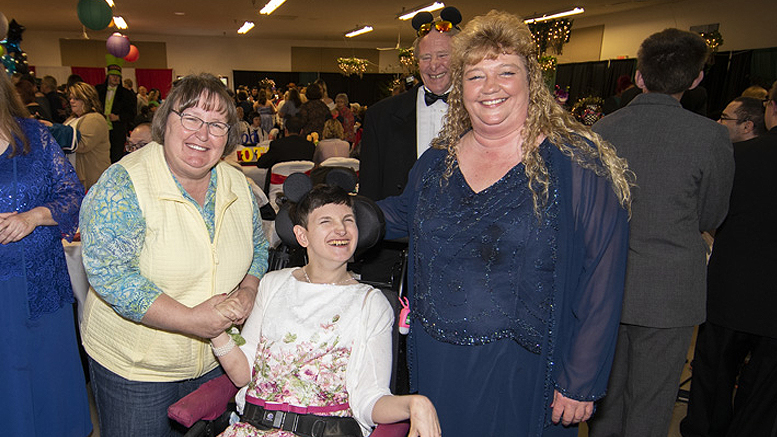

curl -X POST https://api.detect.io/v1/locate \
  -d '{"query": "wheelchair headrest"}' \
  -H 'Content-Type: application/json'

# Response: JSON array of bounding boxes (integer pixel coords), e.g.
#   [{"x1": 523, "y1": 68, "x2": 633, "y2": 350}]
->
[{"x1": 275, "y1": 169, "x2": 384, "y2": 251}]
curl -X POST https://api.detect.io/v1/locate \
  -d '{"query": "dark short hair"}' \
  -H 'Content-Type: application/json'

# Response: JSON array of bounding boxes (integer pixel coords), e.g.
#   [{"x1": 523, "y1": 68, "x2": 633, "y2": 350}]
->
[
  {"x1": 14, "y1": 80, "x2": 36, "y2": 104},
  {"x1": 769, "y1": 80, "x2": 777, "y2": 102},
  {"x1": 289, "y1": 184, "x2": 353, "y2": 228},
  {"x1": 285, "y1": 115, "x2": 305, "y2": 134},
  {"x1": 732, "y1": 96, "x2": 767, "y2": 137},
  {"x1": 305, "y1": 83, "x2": 322, "y2": 100},
  {"x1": 151, "y1": 73, "x2": 239, "y2": 156},
  {"x1": 637, "y1": 28, "x2": 709, "y2": 95}
]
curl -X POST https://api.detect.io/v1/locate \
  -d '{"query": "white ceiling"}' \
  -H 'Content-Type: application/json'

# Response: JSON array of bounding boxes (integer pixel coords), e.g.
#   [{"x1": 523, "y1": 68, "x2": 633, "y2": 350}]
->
[{"x1": 2, "y1": 0, "x2": 668, "y2": 47}]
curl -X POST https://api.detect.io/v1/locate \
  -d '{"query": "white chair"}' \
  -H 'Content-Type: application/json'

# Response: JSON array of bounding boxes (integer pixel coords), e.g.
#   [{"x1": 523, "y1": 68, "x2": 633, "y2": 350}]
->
[
  {"x1": 319, "y1": 157, "x2": 360, "y2": 173},
  {"x1": 267, "y1": 160, "x2": 315, "y2": 211}
]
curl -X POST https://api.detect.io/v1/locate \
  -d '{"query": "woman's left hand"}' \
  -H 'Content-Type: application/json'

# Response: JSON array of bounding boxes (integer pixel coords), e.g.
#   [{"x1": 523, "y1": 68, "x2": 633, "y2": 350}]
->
[
  {"x1": 0, "y1": 211, "x2": 39, "y2": 244},
  {"x1": 550, "y1": 390, "x2": 594, "y2": 426}
]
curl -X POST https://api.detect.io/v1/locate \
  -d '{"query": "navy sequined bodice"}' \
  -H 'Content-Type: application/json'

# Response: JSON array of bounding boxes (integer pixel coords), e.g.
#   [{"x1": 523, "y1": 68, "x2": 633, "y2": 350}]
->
[{"x1": 412, "y1": 147, "x2": 559, "y2": 353}]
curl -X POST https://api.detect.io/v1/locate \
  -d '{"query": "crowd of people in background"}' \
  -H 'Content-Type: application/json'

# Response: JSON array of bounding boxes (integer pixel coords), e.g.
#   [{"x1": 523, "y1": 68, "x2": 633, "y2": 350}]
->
[{"x1": 3, "y1": 7, "x2": 777, "y2": 437}]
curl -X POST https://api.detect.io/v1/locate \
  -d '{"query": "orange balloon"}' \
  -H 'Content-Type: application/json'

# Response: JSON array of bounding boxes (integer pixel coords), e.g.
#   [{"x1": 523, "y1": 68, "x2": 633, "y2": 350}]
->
[{"x1": 124, "y1": 45, "x2": 139, "y2": 63}]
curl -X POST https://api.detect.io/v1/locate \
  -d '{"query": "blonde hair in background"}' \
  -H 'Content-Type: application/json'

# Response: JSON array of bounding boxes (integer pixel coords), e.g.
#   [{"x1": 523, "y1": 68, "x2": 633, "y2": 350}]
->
[
  {"x1": 68, "y1": 82, "x2": 103, "y2": 115},
  {"x1": 322, "y1": 118, "x2": 344, "y2": 140},
  {"x1": 434, "y1": 10, "x2": 634, "y2": 215}
]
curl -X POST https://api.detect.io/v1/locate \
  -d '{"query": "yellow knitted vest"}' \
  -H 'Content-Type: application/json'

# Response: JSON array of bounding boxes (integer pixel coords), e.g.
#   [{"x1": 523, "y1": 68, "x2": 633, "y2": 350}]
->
[{"x1": 81, "y1": 142, "x2": 254, "y2": 382}]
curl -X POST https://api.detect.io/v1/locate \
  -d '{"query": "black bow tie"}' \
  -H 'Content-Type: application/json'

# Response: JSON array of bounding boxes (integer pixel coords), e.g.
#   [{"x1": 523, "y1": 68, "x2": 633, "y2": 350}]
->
[{"x1": 424, "y1": 89, "x2": 449, "y2": 106}]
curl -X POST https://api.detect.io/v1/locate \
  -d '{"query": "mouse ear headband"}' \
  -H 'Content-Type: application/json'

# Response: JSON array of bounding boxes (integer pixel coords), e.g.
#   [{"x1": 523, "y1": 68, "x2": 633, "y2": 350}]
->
[
  {"x1": 275, "y1": 169, "x2": 384, "y2": 251},
  {"x1": 412, "y1": 6, "x2": 462, "y2": 37}
]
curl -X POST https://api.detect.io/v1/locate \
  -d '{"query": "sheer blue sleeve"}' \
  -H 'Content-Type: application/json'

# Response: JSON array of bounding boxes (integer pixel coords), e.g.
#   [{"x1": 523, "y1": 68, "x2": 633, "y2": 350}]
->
[
  {"x1": 553, "y1": 162, "x2": 629, "y2": 401},
  {"x1": 37, "y1": 122, "x2": 84, "y2": 240},
  {"x1": 80, "y1": 165, "x2": 163, "y2": 322},
  {"x1": 247, "y1": 181, "x2": 269, "y2": 279}
]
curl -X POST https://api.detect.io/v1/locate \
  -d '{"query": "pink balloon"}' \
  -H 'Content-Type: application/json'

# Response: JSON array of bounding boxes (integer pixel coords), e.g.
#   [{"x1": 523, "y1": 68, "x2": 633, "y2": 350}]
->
[
  {"x1": 124, "y1": 45, "x2": 139, "y2": 62},
  {"x1": 106, "y1": 32, "x2": 130, "y2": 58}
]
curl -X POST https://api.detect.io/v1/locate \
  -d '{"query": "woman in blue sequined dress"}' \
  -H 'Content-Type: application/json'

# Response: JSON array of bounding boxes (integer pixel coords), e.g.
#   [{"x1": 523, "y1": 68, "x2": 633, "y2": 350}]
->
[
  {"x1": 378, "y1": 11, "x2": 634, "y2": 436},
  {"x1": 0, "y1": 73, "x2": 91, "y2": 435}
]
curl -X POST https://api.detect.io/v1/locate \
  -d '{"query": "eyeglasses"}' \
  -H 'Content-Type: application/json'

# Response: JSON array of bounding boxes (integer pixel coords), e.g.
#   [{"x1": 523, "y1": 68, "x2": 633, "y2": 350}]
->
[
  {"x1": 172, "y1": 110, "x2": 230, "y2": 137},
  {"x1": 125, "y1": 140, "x2": 149, "y2": 153},
  {"x1": 417, "y1": 20, "x2": 454, "y2": 37},
  {"x1": 718, "y1": 114, "x2": 744, "y2": 122}
]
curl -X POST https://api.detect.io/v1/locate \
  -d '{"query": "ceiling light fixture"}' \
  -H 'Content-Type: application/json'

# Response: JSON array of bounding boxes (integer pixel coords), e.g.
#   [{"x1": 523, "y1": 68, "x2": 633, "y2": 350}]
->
[
  {"x1": 259, "y1": 0, "x2": 287, "y2": 15},
  {"x1": 345, "y1": 25, "x2": 374, "y2": 38},
  {"x1": 524, "y1": 7, "x2": 585, "y2": 24},
  {"x1": 398, "y1": 2, "x2": 445, "y2": 21},
  {"x1": 113, "y1": 16, "x2": 127, "y2": 30},
  {"x1": 104, "y1": 0, "x2": 115, "y2": 7},
  {"x1": 238, "y1": 21, "x2": 255, "y2": 34}
]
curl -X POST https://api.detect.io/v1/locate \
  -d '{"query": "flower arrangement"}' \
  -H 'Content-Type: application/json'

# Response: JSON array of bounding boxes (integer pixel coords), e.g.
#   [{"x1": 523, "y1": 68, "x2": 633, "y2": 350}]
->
[
  {"x1": 571, "y1": 96, "x2": 605, "y2": 126},
  {"x1": 258, "y1": 77, "x2": 275, "y2": 89},
  {"x1": 337, "y1": 57, "x2": 369, "y2": 77},
  {"x1": 554, "y1": 85, "x2": 570, "y2": 106}
]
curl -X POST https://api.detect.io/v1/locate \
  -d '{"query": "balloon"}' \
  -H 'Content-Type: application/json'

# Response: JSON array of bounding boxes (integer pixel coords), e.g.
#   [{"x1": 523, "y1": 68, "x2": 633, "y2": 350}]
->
[
  {"x1": 77, "y1": 0, "x2": 113, "y2": 31},
  {"x1": 123, "y1": 44, "x2": 139, "y2": 63},
  {"x1": 106, "y1": 32, "x2": 130, "y2": 58},
  {"x1": 0, "y1": 12, "x2": 8, "y2": 40}
]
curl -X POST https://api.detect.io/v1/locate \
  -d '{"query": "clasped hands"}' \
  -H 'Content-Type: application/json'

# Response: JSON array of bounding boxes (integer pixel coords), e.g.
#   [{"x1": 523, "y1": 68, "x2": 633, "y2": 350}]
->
[
  {"x1": 190, "y1": 287, "x2": 255, "y2": 339},
  {"x1": 0, "y1": 211, "x2": 38, "y2": 245}
]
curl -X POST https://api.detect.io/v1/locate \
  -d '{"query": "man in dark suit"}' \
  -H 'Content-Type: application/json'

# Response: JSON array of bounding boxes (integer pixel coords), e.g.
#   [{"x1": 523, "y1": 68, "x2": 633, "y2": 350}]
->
[
  {"x1": 359, "y1": 21, "x2": 457, "y2": 201},
  {"x1": 96, "y1": 62, "x2": 136, "y2": 163},
  {"x1": 588, "y1": 29, "x2": 735, "y2": 437},
  {"x1": 254, "y1": 115, "x2": 315, "y2": 169},
  {"x1": 680, "y1": 91, "x2": 777, "y2": 437}
]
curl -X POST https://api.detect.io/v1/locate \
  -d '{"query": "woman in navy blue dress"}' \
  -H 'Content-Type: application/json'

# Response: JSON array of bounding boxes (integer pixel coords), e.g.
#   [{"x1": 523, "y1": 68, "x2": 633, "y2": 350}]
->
[
  {"x1": 379, "y1": 11, "x2": 634, "y2": 436},
  {"x1": 0, "y1": 72, "x2": 90, "y2": 435}
]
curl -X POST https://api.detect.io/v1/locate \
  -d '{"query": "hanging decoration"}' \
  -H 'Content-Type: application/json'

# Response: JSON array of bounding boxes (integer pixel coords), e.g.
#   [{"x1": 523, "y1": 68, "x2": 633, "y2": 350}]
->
[
  {"x1": 77, "y1": 0, "x2": 113, "y2": 31},
  {"x1": 2, "y1": 19, "x2": 28, "y2": 75},
  {"x1": 528, "y1": 19, "x2": 573, "y2": 55},
  {"x1": 124, "y1": 44, "x2": 139, "y2": 62},
  {"x1": 258, "y1": 77, "x2": 275, "y2": 90},
  {"x1": 398, "y1": 48, "x2": 416, "y2": 75},
  {"x1": 337, "y1": 57, "x2": 369, "y2": 77},
  {"x1": 699, "y1": 30, "x2": 723, "y2": 52},
  {"x1": 106, "y1": 32, "x2": 131, "y2": 58},
  {"x1": 539, "y1": 55, "x2": 557, "y2": 73}
]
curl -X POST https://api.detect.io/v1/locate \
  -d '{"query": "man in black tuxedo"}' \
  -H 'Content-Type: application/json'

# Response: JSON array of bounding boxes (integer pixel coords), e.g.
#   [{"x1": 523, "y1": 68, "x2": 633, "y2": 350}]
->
[
  {"x1": 96, "y1": 63, "x2": 136, "y2": 163},
  {"x1": 680, "y1": 90, "x2": 777, "y2": 437},
  {"x1": 359, "y1": 22, "x2": 457, "y2": 201},
  {"x1": 254, "y1": 115, "x2": 315, "y2": 170}
]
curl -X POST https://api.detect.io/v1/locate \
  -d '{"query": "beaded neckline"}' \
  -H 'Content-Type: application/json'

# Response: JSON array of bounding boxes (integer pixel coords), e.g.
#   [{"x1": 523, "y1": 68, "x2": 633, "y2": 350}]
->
[{"x1": 301, "y1": 267, "x2": 355, "y2": 286}]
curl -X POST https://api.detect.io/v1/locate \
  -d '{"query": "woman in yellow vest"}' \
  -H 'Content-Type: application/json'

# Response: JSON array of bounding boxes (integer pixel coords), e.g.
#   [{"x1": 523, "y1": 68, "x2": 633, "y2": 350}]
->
[{"x1": 79, "y1": 73, "x2": 269, "y2": 437}]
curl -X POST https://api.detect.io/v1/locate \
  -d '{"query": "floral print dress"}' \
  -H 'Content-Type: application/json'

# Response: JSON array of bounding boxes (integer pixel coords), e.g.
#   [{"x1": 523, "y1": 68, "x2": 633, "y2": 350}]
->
[{"x1": 220, "y1": 268, "x2": 394, "y2": 437}]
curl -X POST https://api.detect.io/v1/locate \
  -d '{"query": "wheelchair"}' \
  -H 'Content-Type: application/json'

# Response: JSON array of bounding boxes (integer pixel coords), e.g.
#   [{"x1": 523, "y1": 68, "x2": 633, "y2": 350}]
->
[{"x1": 168, "y1": 170, "x2": 410, "y2": 437}]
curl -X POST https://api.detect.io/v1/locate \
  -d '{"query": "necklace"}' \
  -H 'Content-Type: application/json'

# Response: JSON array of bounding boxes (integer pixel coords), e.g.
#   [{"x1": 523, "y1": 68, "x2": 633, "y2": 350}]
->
[{"x1": 301, "y1": 267, "x2": 355, "y2": 286}]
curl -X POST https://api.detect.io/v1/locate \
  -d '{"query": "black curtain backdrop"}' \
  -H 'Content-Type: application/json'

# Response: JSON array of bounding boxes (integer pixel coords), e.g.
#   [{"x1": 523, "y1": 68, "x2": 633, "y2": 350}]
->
[
  {"x1": 232, "y1": 70, "x2": 397, "y2": 107},
  {"x1": 555, "y1": 47, "x2": 776, "y2": 119}
]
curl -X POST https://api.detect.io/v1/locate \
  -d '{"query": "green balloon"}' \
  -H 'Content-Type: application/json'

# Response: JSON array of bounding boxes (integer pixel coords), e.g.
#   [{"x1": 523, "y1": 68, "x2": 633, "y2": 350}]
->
[{"x1": 77, "y1": 0, "x2": 113, "y2": 31}]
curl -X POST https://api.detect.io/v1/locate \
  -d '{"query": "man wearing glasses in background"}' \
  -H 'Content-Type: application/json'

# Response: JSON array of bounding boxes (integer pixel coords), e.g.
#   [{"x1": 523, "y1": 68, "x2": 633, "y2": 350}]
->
[
  {"x1": 680, "y1": 83, "x2": 777, "y2": 437},
  {"x1": 125, "y1": 122, "x2": 152, "y2": 153}
]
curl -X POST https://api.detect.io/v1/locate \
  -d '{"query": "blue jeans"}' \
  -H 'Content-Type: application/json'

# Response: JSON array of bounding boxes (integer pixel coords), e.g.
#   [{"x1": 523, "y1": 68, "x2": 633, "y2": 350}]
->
[{"x1": 88, "y1": 356, "x2": 223, "y2": 437}]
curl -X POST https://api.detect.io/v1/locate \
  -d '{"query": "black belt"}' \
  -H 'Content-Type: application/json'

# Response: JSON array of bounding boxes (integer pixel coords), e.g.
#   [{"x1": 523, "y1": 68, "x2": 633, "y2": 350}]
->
[{"x1": 242, "y1": 402, "x2": 363, "y2": 437}]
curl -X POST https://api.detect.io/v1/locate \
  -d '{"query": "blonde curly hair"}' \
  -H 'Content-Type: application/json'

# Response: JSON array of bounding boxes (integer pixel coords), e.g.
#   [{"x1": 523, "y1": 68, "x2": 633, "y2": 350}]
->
[{"x1": 433, "y1": 10, "x2": 634, "y2": 215}]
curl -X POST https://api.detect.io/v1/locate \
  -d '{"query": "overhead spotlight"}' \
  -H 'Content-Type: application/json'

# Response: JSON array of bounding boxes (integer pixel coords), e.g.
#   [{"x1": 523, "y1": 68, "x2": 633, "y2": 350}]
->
[
  {"x1": 260, "y1": 0, "x2": 287, "y2": 15},
  {"x1": 398, "y1": 2, "x2": 445, "y2": 21},
  {"x1": 238, "y1": 21, "x2": 255, "y2": 34},
  {"x1": 345, "y1": 25, "x2": 374, "y2": 38},
  {"x1": 524, "y1": 7, "x2": 585, "y2": 24},
  {"x1": 104, "y1": 0, "x2": 115, "y2": 7},
  {"x1": 113, "y1": 16, "x2": 127, "y2": 30}
]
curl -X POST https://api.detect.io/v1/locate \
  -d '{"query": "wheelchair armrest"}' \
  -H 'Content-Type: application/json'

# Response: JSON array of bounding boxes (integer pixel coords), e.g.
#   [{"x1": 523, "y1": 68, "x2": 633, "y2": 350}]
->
[
  {"x1": 372, "y1": 420, "x2": 411, "y2": 437},
  {"x1": 168, "y1": 374, "x2": 240, "y2": 428}
]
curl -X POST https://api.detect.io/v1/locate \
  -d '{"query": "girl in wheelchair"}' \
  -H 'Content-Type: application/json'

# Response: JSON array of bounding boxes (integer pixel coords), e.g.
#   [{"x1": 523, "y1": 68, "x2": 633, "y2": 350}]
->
[{"x1": 210, "y1": 184, "x2": 440, "y2": 437}]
